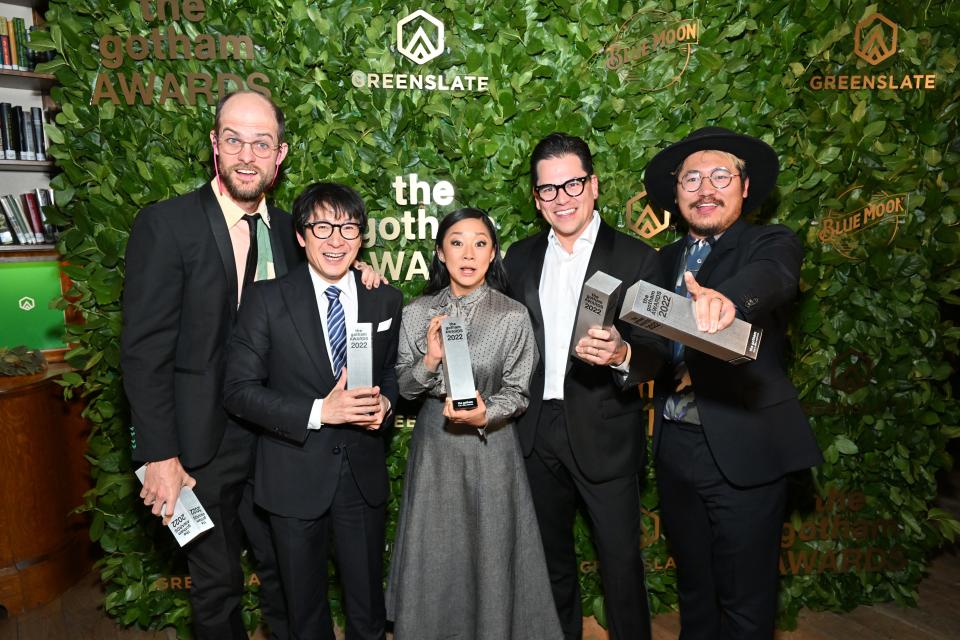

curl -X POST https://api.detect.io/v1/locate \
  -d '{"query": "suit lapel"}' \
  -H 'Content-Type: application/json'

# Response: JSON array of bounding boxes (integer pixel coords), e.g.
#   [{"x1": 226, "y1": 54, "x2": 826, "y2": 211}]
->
[
  {"x1": 564, "y1": 221, "x2": 615, "y2": 374},
  {"x1": 282, "y1": 265, "x2": 335, "y2": 384},
  {"x1": 697, "y1": 218, "x2": 747, "y2": 285},
  {"x1": 200, "y1": 183, "x2": 239, "y2": 312},
  {"x1": 660, "y1": 238, "x2": 687, "y2": 290},
  {"x1": 523, "y1": 233, "x2": 548, "y2": 360},
  {"x1": 354, "y1": 270, "x2": 378, "y2": 324},
  {"x1": 266, "y1": 204, "x2": 289, "y2": 278}
]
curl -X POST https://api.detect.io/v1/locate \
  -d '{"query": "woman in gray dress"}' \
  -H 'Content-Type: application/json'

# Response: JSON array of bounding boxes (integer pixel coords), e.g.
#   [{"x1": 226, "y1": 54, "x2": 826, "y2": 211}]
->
[{"x1": 386, "y1": 208, "x2": 562, "y2": 639}]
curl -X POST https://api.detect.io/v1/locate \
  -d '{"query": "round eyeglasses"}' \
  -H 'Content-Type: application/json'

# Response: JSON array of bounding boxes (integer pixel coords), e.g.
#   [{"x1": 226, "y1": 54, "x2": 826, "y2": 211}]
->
[
  {"x1": 534, "y1": 175, "x2": 591, "y2": 202},
  {"x1": 303, "y1": 221, "x2": 363, "y2": 240},
  {"x1": 216, "y1": 136, "x2": 281, "y2": 159},
  {"x1": 677, "y1": 169, "x2": 741, "y2": 192}
]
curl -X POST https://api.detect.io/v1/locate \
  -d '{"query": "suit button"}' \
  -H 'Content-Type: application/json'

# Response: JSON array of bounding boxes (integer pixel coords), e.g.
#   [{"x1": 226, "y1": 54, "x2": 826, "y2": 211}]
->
[{"x1": 332, "y1": 446, "x2": 341, "y2": 454}]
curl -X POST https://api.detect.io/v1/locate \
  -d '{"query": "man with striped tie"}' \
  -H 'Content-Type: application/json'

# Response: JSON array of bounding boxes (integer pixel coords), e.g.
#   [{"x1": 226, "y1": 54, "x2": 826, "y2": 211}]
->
[{"x1": 224, "y1": 182, "x2": 403, "y2": 640}]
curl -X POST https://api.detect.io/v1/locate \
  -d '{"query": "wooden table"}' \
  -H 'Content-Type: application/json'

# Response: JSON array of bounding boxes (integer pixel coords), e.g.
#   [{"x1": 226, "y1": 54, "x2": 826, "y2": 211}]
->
[{"x1": 0, "y1": 363, "x2": 94, "y2": 616}]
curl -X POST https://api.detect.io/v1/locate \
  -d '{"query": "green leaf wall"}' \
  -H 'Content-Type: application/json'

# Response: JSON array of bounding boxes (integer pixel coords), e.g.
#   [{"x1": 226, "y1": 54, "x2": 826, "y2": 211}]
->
[{"x1": 42, "y1": 0, "x2": 959, "y2": 634}]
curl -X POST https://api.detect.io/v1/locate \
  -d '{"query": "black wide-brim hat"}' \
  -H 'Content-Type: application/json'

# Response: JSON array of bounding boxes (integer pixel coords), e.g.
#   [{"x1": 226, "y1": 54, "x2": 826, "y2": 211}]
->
[{"x1": 643, "y1": 126, "x2": 779, "y2": 216}]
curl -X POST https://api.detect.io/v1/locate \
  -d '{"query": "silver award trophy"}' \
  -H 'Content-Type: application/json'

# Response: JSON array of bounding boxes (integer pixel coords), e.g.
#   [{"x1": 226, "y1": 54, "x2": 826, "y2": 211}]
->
[
  {"x1": 346, "y1": 323, "x2": 373, "y2": 388},
  {"x1": 440, "y1": 317, "x2": 478, "y2": 409},
  {"x1": 570, "y1": 270, "x2": 623, "y2": 360},
  {"x1": 619, "y1": 279, "x2": 763, "y2": 364}
]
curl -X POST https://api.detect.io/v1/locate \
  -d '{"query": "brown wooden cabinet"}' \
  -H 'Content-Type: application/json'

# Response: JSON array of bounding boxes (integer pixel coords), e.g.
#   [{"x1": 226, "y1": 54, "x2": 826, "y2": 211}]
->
[{"x1": 0, "y1": 363, "x2": 94, "y2": 616}]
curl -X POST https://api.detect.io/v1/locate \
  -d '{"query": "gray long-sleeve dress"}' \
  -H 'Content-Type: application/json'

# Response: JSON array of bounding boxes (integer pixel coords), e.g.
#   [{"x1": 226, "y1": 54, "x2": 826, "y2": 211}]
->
[{"x1": 385, "y1": 284, "x2": 563, "y2": 640}]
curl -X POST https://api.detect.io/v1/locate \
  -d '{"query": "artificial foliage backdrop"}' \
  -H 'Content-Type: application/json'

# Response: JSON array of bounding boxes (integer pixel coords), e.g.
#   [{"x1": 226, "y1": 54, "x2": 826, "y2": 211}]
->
[{"x1": 35, "y1": 0, "x2": 960, "y2": 635}]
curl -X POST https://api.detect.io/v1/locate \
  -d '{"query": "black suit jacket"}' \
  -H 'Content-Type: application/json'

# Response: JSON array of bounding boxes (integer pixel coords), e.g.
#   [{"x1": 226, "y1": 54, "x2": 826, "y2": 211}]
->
[
  {"x1": 653, "y1": 219, "x2": 823, "y2": 487},
  {"x1": 504, "y1": 220, "x2": 668, "y2": 483},
  {"x1": 121, "y1": 183, "x2": 301, "y2": 468},
  {"x1": 223, "y1": 266, "x2": 403, "y2": 520}
]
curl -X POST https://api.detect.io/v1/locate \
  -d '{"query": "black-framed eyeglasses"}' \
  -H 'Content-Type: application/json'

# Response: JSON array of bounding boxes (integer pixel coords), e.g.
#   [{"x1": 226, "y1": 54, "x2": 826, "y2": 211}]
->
[
  {"x1": 676, "y1": 168, "x2": 741, "y2": 192},
  {"x1": 216, "y1": 136, "x2": 282, "y2": 159},
  {"x1": 534, "y1": 175, "x2": 591, "y2": 201},
  {"x1": 304, "y1": 221, "x2": 363, "y2": 240}
]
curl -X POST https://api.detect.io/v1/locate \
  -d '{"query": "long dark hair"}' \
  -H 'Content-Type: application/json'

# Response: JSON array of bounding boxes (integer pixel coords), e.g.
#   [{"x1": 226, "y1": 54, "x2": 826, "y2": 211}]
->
[{"x1": 425, "y1": 208, "x2": 511, "y2": 296}]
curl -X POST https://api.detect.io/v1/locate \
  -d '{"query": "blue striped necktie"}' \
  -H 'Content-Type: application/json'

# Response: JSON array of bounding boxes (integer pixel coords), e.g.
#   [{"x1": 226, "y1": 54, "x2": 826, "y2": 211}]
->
[{"x1": 325, "y1": 286, "x2": 347, "y2": 379}]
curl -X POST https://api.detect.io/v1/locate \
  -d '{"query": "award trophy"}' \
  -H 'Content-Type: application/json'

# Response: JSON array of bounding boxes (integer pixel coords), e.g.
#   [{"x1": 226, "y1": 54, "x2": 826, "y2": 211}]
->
[
  {"x1": 440, "y1": 317, "x2": 478, "y2": 409},
  {"x1": 619, "y1": 279, "x2": 762, "y2": 364},
  {"x1": 570, "y1": 270, "x2": 623, "y2": 360},
  {"x1": 346, "y1": 323, "x2": 373, "y2": 388}
]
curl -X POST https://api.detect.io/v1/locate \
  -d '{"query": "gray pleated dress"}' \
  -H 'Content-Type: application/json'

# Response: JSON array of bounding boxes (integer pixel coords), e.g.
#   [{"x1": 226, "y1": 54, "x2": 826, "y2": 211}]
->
[{"x1": 385, "y1": 284, "x2": 563, "y2": 640}]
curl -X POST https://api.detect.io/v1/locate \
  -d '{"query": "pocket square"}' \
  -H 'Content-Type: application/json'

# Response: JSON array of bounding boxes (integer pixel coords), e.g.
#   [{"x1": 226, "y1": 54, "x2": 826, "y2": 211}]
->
[{"x1": 377, "y1": 318, "x2": 392, "y2": 332}]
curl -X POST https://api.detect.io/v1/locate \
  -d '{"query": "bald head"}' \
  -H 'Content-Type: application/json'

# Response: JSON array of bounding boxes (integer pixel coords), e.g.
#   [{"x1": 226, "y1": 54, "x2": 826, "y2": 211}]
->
[{"x1": 213, "y1": 90, "x2": 285, "y2": 142}]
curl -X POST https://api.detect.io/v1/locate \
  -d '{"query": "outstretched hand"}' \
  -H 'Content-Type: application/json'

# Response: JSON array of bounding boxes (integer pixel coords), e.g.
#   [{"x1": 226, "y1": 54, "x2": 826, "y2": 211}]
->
[{"x1": 684, "y1": 271, "x2": 736, "y2": 333}]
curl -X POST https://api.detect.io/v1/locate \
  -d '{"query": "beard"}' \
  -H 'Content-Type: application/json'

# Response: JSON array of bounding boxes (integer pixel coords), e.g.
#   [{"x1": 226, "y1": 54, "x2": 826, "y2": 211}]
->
[
  {"x1": 683, "y1": 197, "x2": 727, "y2": 238},
  {"x1": 219, "y1": 162, "x2": 273, "y2": 204}
]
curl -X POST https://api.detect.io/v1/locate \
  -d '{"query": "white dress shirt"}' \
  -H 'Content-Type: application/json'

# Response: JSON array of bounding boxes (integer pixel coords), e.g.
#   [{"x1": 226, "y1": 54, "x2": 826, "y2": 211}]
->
[
  {"x1": 539, "y1": 212, "x2": 601, "y2": 400},
  {"x1": 307, "y1": 269, "x2": 358, "y2": 430}
]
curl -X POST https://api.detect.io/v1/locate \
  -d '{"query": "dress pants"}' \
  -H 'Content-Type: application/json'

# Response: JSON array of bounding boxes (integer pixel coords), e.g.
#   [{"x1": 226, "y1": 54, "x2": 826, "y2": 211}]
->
[
  {"x1": 656, "y1": 420, "x2": 786, "y2": 640},
  {"x1": 524, "y1": 400, "x2": 651, "y2": 640},
  {"x1": 269, "y1": 454, "x2": 387, "y2": 640},
  {"x1": 187, "y1": 419, "x2": 289, "y2": 640}
]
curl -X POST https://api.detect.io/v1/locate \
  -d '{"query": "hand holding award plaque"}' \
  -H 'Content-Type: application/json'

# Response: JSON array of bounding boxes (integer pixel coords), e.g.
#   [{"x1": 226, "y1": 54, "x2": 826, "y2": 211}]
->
[
  {"x1": 619, "y1": 279, "x2": 762, "y2": 364},
  {"x1": 440, "y1": 317, "x2": 478, "y2": 410},
  {"x1": 571, "y1": 271, "x2": 625, "y2": 365}
]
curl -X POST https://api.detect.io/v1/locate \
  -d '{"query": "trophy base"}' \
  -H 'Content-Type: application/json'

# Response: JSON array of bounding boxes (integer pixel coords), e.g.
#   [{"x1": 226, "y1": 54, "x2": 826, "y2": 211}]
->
[{"x1": 452, "y1": 398, "x2": 479, "y2": 410}]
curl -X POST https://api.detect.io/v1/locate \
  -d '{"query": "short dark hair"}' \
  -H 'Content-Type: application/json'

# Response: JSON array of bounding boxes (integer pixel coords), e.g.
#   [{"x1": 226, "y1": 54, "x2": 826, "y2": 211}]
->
[
  {"x1": 291, "y1": 182, "x2": 367, "y2": 237},
  {"x1": 213, "y1": 90, "x2": 285, "y2": 142},
  {"x1": 425, "y1": 208, "x2": 511, "y2": 296},
  {"x1": 529, "y1": 132, "x2": 594, "y2": 189}
]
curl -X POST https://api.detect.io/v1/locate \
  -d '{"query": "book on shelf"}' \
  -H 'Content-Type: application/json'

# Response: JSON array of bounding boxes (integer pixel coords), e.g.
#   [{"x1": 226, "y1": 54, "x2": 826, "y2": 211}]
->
[
  {"x1": 30, "y1": 107, "x2": 44, "y2": 161},
  {"x1": 6, "y1": 18, "x2": 18, "y2": 72},
  {"x1": 0, "y1": 31, "x2": 10, "y2": 71},
  {"x1": 0, "y1": 201, "x2": 12, "y2": 245},
  {"x1": 21, "y1": 192, "x2": 44, "y2": 242},
  {"x1": 35, "y1": 187, "x2": 56, "y2": 242},
  {"x1": 14, "y1": 17, "x2": 26, "y2": 71},
  {"x1": 12, "y1": 105, "x2": 35, "y2": 160},
  {"x1": 0, "y1": 102, "x2": 14, "y2": 159}
]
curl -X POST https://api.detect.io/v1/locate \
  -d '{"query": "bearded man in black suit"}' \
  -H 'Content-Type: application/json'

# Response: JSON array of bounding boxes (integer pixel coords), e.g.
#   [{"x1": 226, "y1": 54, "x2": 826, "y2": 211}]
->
[
  {"x1": 122, "y1": 90, "x2": 297, "y2": 639},
  {"x1": 644, "y1": 127, "x2": 823, "y2": 640}
]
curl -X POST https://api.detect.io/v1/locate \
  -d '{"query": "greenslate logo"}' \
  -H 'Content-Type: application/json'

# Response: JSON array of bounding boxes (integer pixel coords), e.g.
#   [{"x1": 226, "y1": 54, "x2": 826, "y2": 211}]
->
[{"x1": 396, "y1": 10, "x2": 444, "y2": 64}]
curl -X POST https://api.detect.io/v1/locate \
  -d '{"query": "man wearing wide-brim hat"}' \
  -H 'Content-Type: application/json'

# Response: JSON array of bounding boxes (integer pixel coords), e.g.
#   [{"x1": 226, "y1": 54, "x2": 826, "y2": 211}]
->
[{"x1": 644, "y1": 127, "x2": 823, "y2": 640}]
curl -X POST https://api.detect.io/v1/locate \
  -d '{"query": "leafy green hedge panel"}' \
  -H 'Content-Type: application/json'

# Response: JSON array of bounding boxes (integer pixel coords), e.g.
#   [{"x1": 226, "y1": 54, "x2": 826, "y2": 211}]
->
[{"x1": 38, "y1": 0, "x2": 959, "y2": 635}]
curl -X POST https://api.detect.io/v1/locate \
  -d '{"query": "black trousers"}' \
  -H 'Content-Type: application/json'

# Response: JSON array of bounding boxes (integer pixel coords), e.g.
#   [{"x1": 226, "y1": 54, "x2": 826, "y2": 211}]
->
[
  {"x1": 186, "y1": 420, "x2": 288, "y2": 640},
  {"x1": 524, "y1": 400, "x2": 651, "y2": 640},
  {"x1": 656, "y1": 420, "x2": 786, "y2": 640},
  {"x1": 269, "y1": 455, "x2": 386, "y2": 640}
]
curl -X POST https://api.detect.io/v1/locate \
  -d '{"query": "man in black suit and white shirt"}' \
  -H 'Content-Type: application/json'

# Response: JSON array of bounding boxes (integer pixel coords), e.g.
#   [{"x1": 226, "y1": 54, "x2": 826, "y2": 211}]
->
[
  {"x1": 121, "y1": 90, "x2": 296, "y2": 639},
  {"x1": 224, "y1": 182, "x2": 403, "y2": 640},
  {"x1": 503, "y1": 133, "x2": 668, "y2": 640},
  {"x1": 644, "y1": 127, "x2": 823, "y2": 640}
]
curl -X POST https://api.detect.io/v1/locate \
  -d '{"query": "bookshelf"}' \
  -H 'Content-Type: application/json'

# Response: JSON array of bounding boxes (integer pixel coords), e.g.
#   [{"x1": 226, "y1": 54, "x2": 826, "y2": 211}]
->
[
  {"x1": 0, "y1": 0, "x2": 64, "y2": 361},
  {"x1": 0, "y1": 0, "x2": 55, "y2": 251}
]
